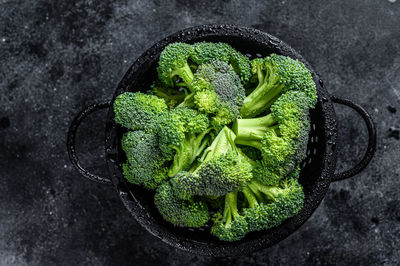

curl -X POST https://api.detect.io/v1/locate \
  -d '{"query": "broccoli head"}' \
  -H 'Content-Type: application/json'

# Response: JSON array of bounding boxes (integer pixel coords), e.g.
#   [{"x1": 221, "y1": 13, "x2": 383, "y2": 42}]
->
[
  {"x1": 114, "y1": 92, "x2": 168, "y2": 131},
  {"x1": 240, "y1": 54, "x2": 317, "y2": 118},
  {"x1": 233, "y1": 91, "x2": 310, "y2": 185},
  {"x1": 191, "y1": 42, "x2": 251, "y2": 82},
  {"x1": 121, "y1": 131, "x2": 169, "y2": 189},
  {"x1": 211, "y1": 190, "x2": 248, "y2": 241},
  {"x1": 192, "y1": 60, "x2": 246, "y2": 129},
  {"x1": 158, "y1": 107, "x2": 211, "y2": 177},
  {"x1": 171, "y1": 126, "x2": 252, "y2": 198},
  {"x1": 154, "y1": 181, "x2": 210, "y2": 227},
  {"x1": 157, "y1": 42, "x2": 196, "y2": 88},
  {"x1": 150, "y1": 80, "x2": 186, "y2": 109},
  {"x1": 242, "y1": 178, "x2": 304, "y2": 232}
]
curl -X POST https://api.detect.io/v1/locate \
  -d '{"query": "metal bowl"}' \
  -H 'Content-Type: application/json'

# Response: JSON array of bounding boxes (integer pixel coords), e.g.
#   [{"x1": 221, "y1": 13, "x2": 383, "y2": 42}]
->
[{"x1": 67, "y1": 24, "x2": 376, "y2": 256}]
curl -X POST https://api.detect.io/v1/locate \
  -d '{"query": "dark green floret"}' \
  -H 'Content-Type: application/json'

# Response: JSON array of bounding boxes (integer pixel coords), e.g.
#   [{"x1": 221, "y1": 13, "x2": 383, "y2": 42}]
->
[
  {"x1": 237, "y1": 145, "x2": 262, "y2": 161},
  {"x1": 233, "y1": 91, "x2": 310, "y2": 185},
  {"x1": 157, "y1": 42, "x2": 196, "y2": 88},
  {"x1": 211, "y1": 190, "x2": 248, "y2": 241},
  {"x1": 240, "y1": 54, "x2": 317, "y2": 118},
  {"x1": 241, "y1": 178, "x2": 304, "y2": 231},
  {"x1": 158, "y1": 107, "x2": 211, "y2": 177},
  {"x1": 115, "y1": 42, "x2": 312, "y2": 241},
  {"x1": 154, "y1": 181, "x2": 210, "y2": 227},
  {"x1": 150, "y1": 80, "x2": 186, "y2": 109},
  {"x1": 171, "y1": 126, "x2": 252, "y2": 198},
  {"x1": 121, "y1": 131, "x2": 169, "y2": 189},
  {"x1": 113, "y1": 92, "x2": 168, "y2": 131},
  {"x1": 192, "y1": 60, "x2": 246, "y2": 129},
  {"x1": 191, "y1": 42, "x2": 251, "y2": 82}
]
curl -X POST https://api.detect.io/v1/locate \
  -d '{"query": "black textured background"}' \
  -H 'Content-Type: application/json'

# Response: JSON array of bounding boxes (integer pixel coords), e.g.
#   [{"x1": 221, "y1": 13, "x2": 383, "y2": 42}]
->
[{"x1": 1, "y1": 0, "x2": 399, "y2": 265}]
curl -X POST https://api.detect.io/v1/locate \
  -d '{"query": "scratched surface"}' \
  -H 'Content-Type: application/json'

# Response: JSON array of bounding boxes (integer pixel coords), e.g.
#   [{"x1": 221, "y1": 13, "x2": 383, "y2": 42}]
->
[{"x1": 0, "y1": 0, "x2": 399, "y2": 265}]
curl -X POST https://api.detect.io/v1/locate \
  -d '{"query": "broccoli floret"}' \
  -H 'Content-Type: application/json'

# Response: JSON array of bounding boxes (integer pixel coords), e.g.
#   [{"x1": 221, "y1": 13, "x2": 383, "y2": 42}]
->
[
  {"x1": 150, "y1": 80, "x2": 186, "y2": 109},
  {"x1": 157, "y1": 42, "x2": 196, "y2": 88},
  {"x1": 232, "y1": 91, "x2": 310, "y2": 185},
  {"x1": 154, "y1": 181, "x2": 210, "y2": 227},
  {"x1": 121, "y1": 131, "x2": 169, "y2": 189},
  {"x1": 241, "y1": 178, "x2": 304, "y2": 232},
  {"x1": 191, "y1": 42, "x2": 251, "y2": 82},
  {"x1": 237, "y1": 145, "x2": 262, "y2": 161},
  {"x1": 240, "y1": 54, "x2": 317, "y2": 118},
  {"x1": 171, "y1": 127, "x2": 252, "y2": 198},
  {"x1": 158, "y1": 107, "x2": 211, "y2": 177},
  {"x1": 114, "y1": 92, "x2": 168, "y2": 131},
  {"x1": 287, "y1": 164, "x2": 301, "y2": 179},
  {"x1": 191, "y1": 60, "x2": 246, "y2": 129},
  {"x1": 211, "y1": 190, "x2": 248, "y2": 241}
]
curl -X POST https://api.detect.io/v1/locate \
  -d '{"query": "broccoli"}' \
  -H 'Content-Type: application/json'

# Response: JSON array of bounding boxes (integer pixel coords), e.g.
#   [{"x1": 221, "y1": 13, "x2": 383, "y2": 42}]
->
[
  {"x1": 113, "y1": 92, "x2": 168, "y2": 131},
  {"x1": 287, "y1": 164, "x2": 301, "y2": 179},
  {"x1": 150, "y1": 80, "x2": 186, "y2": 109},
  {"x1": 191, "y1": 60, "x2": 246, "y2": 129},
  {"x1": 158, "y1": 107, "x2": 211, "y2": 177},
  {"x1": 114, "y1": 43, "x2": 313, "y2": 242},
  {"x1": 171, "y1": 126, "x2": 252, "y2": 198},
  {"x1": 237, "y1": 145, "x2": 262, "y2": 161},
  {"x1": 191, "y1": 42, "x2": 251, "y2": 82},
  {"x1": 241, "y1": 178, "x2": 304, "y2": 232},
  {"x1": 157, "y1": 42, "x2": 196, "y2": 88},
  {"x1": 211, "y1": 190, "x2": 248, "y2": 241},
  {"x1": 240, "y1": 54, "x2": 317, "y2": 118},
  {"x1": 154, "y1": 181, "x2": 210, "y2": 227},
  {"x1": 232, "y1": 91, "x2": 310, "y2": 185},
  {"x1": 121, "y1": 131, "x2": 169, "y2": 189}
]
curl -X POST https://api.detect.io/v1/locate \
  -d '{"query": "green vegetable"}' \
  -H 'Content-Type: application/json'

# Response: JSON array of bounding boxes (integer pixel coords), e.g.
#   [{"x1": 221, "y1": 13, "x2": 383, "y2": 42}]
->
[
  {"x1": 171, "y1": 126, "x2": 252, "y2": 198},
  {"x1": 233, "y1": 90, "x2": 310, "y2": 185},
  {"x1": 211, "y1": 190, "x2": 248, "y2": 242},
  {"x1": 191, "y1": 60, "x2": 245, "y2": 129},
  {"x1": 114, "y1": 92, "x2": 168, "y2": 131},
  {"x1": 191, "y1": 42, "x2": 251, "y2": 82},
  {"x1": 150, "y1": 80, "x2": 186, "y2": 109},
  {"x1": 240, "y1": 54, "x2": 317, "y2": 118},
  {"x1": 158, "y1": 107, "x2": 211, "y2": 177},
  {"x1": 113, "y1": 42, "x2": 317, "y2": 242},
  {"x1": 242, "y1": 178, "x2": 304, "y2": 232},
  {"x1": 154, "y1": 181, "x2": 210, "y2": 227},
  {"x1": 157, "y1": 42, "x2": 196, "y2": 88},
  {"x1": 121, "y1": 131, "x2": 169, "y2": 189}
]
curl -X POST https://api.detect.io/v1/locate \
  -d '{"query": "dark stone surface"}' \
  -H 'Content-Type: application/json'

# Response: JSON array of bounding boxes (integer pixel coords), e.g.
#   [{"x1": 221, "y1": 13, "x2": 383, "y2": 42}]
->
[{"x1": 0, "y1": 0, "x2": 399, "y2": 265}]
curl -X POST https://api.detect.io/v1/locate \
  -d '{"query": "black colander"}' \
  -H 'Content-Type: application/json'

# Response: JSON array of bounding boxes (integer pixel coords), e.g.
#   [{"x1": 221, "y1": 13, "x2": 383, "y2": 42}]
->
[{"x1": 67, "y1": 25, "x2": 376, "y2": 256}]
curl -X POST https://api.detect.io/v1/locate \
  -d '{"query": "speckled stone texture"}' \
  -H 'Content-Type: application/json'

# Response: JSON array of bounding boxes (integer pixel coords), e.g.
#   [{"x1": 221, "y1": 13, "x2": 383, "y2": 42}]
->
[{"x1": 0, "y1": 0, "x2": 399, "y2": 265}]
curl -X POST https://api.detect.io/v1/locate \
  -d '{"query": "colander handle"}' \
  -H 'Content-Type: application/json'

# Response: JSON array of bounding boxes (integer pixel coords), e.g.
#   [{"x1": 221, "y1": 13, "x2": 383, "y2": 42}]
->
[
  {"x1": 331, "y1": 96, "x2": 376, "y2": 181},
  {"x1": 67, "y1": 101, "x2": 112, "y2": 185}
]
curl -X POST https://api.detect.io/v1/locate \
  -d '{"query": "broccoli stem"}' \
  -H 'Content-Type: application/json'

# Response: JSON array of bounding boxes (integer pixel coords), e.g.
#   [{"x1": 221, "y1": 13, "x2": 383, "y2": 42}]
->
[
  {"x1": 233, "y1": 114, "x2": 276, "y2": 141},
  {"x1": 170, "y1": 62, "x2": 194, "y2": 91},
  {"x1": 241, "y1": 186, "x2": 258, "y2": 208},
  {"x1": 177, "y1": 92, "x2": 195, "y2": 108},
  {"x1": 256, "y1": 68, "x2": 264, "y2": 85},
  {"x1": 240, "y1": 74, "x2": 283, "y2": 118},
  {"x1": 223, "y1": 190, "x2": 239, "y2": 227},
  {"x1": 242, "y1": 179, "x2": 284, "y2": 207},
  {"x1": 232, "y1": 114, "x2": 280, "y2": 149},
  {"x1": 199, "y1": 126, "x2": 236, "y2": 164},
  {"x1": 247, "y1": 180, "x2": 279, "y2": 202},
  {"x1": 168, "y1": 131, "x2": 211, "y2": 177}
]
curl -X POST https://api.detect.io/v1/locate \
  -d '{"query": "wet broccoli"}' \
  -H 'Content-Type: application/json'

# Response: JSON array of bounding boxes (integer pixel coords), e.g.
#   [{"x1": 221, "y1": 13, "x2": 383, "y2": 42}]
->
[{"x1": 240, "y1": 54, "x2": 317, "y2": 118}]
